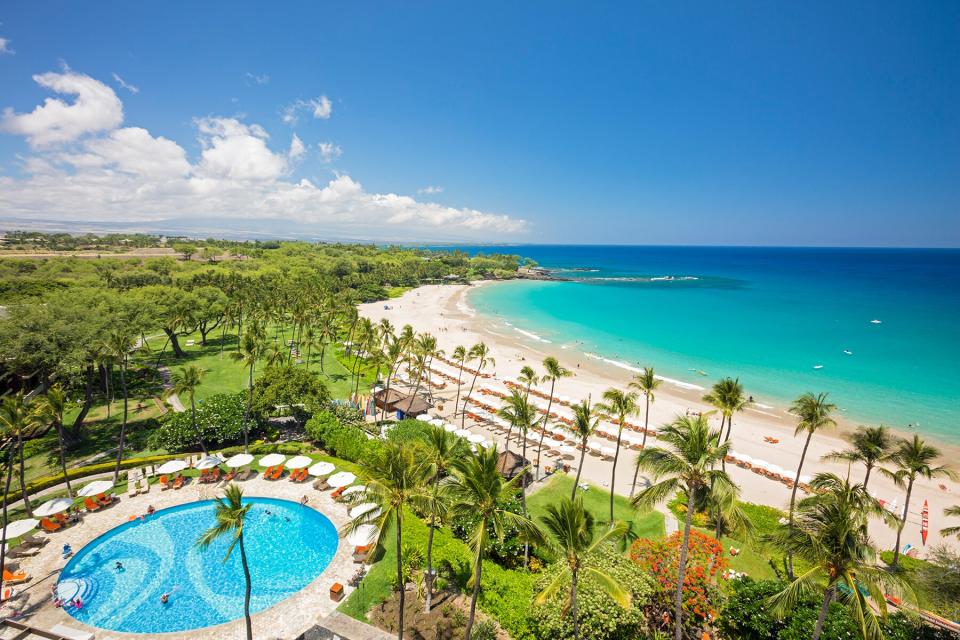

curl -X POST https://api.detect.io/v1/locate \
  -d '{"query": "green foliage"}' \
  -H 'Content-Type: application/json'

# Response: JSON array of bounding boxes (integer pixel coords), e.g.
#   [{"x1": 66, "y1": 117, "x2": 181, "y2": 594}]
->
[
  {"x1": 882, "y1": 546, "x2": 960, "y2": 621},
  {"x1": 716, "y1": 577, "x2": 789, "y2": 640},
  {"x1": 384, "y1": 419, "x2": 433, "y2": 445},
  {"x1": 450, "y1": 491, "x2": 527, "y2": 568},
  {"x1": 531, "y1": 544, "x2": 655, "y2": 640},
  {"x1": 251, "y1": 365, "x2": 330, "y2": 421},
  {"x1": 470, "y1": 619, "x2": 499, "y2": 640},
  {"x1": 150, "y1": 392, "x2": 248, "y2": 451},
  {"x1": 304, "y1": 409, "x2": 379, "y2": 462}
]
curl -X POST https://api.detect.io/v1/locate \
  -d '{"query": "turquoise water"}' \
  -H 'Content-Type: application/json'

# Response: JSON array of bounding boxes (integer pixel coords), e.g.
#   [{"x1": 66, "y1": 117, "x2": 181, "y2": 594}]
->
[
  {"x1": 460, "y1": 246, "x2": 960, "y2": 442},
  {"x1": 58, "y1": 497, "x2": 338, "y2": 634}
]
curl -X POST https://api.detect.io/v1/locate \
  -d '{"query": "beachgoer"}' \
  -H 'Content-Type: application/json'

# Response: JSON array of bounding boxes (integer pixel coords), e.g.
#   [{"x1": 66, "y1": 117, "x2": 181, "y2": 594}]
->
[
  {"x1": 300, "y1": 495, "x2": 309, "y2": 506},
  {"x1": 73, "y1": 598, "x2": 83, "y2": 610},
  {"x1": 146, "y1": 505, "x2": 156, "y2": 516},
  {"x1": 62, "y1": 544, "x2": 73, "y2": 559},
  {"x1": 115, "y1": 561, "x2": 124, "y2": 571},
  {"x1": 160, "y1": 592, "x2": 170, "y2": 604}
]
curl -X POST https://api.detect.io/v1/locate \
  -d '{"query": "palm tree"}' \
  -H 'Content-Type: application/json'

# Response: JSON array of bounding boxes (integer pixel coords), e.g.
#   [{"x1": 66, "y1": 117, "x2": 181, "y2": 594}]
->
[
  {"x1": 786, "y1": 392, "x2": 836, "y2": 579},
  {"x1": 32, "y1": 386, "x2": 73, "y2": 499},
  {"x1": 769, "y1": 473, "x2": 907, "y2": 640},
  {"x1": 518, "y1": 365, "x2": 539, "y2": 398},
  {"x1": 422, "y1": 425, "x2": 465, "y2": 612},
  {"x1": 822, "y1": 425, "x2": 893, "y2": 490},
  {"x1": 535, "y1": 497, "x2": 630, "y2": 640},
  {"x1": 451, "y1": 345, "x2": 467, "y2": 420},
  {"x1": 536, "y1": 357, "x2": 571, "y2": 480},
  {"x1": 168, "y1": 365, "x2": 209, "y2": 455},
  {"x1": 107, "y1": 327, "x2": 137, "y2": 485},
  {"x1": 882, "y1": 435, "x2": 956, "y2": 569},
  {"x1": 702, "y1": 377, "x2": 748, "y2": 448},
  {"x1": 230, "y1": 329, "x2": 264, "y2": 453},
  {"x1": 197, "y1": 484, "x2": 254, "y2": 640},
  {"x1": 448, "y1": 446, "x2": 542, "y2": 640},
  {"x1": 461, "y1": 342, "x2": 494, "y2": 428},
  {"x1": 381, "y1": 338, "x2": 406, "y2": 422},
  {"x1": 597, "y1": 387, "x2": 639, "y2": 523},
  {"x1": 940, "y1": 505, "x2": 960, "y2": 539},
  {"x1": 632, "y1": 414, "x2": 733, "y2": 640},
  {"x1": 497, "y1": 388, "x2": 539, "y2": 565},
  {"x1": 628, "y1": 367, "x2": 660, "y2": 496},
  {"x1": 566, "y1": 399, "x2": 601, "y2": 500},
  {"x1": 346, "y1": 442, "x2": 431, "y2": 640},
  {"x1": 0, "y1": 394, "x2": 33, "y2": 516},
  {"x1": 317, "y1": 313, "x2": 338, "y2": 374}
]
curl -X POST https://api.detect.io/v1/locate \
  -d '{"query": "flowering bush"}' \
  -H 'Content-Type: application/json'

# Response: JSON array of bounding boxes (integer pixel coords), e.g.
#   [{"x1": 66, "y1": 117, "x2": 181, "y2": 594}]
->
[
  {"x1": 629, "y1": 530, "x2": 727, "y2": 633},
  {"x1": 150, "y1": 392, "x2": 248, "y2": 451}
]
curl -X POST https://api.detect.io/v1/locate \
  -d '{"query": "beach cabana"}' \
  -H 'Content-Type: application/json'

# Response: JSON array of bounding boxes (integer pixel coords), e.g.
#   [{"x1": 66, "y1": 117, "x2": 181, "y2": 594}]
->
[
  {"x1": 496, "y1": 450, "x2": 532, "y2": 487},
  {"x1": 373, "y1": 388, "x2": 431, "y2": 419}
]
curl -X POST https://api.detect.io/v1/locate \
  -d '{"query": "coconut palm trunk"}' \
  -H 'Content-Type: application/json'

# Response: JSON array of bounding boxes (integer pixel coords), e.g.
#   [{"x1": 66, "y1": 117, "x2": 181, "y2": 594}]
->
[
  {"x1": 521, "y1": 434, "x2": 530, "y2": 565},
  {"x1": 536, "y1": 378, "x2": 557, "y2": 480},
  {"x1": 16, "y1": 429, "x2": 31, "y2": 516},
  {"x1": 462, "y1": 369, "x2": 480, "y2": 428},
  {"x1": 891, "y1": 476, "x2": 914, "y2": 569},
  {"x1": 631, "y1": 393, "x2": 651, "y2": 497},
  {"x1": 465, "y1": 551, "x2": 483, "y2": 640},
  {"x1": 396, "y1": 511, "x2": 405, "y2": 640},
  {"x1": 674, "y1": 495, "x2": 695, "y2": 640},
  {"x1": 453, "y1": 359, "x2": 465, "y2": 418},
  {"x1": 571, "y1": 566, "x2": 580, "y2": 640},
  {"x1": 239, "y1": 533, "x2": 253, "y2": 640},
  {"x1": 1, "y1": 447, "x2": 16, "y2": 586},
  {"x1": 55, "y1": 419, "x2": 73, "y2": 498},
  {"x1": 787, "y1": 430, "x2": 813, "y2": 579},
  {"x1": 425, "y1": 474, "x2": 439, "y2": 613},
  {"x1": 572, "y1": 440, "x2": 587, "y2": 500},
  {"x1": 609, "y1": 424, "x2": 623, "y2": 522},
  {"x1": 812, "y1": 585, "x2": 835, "y2": 640},
  {"x1": 244, "y1": 364, "x2": 254, "y2": 453},
  {"x1": 190, "y1": 394, "x2": 209, "y2": 456}
]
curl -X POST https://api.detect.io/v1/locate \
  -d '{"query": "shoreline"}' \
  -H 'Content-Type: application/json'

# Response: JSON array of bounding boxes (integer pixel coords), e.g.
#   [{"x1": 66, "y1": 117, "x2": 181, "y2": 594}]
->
[{"x1": 359, "y1": 282, "x2": 960, "y2": 554}]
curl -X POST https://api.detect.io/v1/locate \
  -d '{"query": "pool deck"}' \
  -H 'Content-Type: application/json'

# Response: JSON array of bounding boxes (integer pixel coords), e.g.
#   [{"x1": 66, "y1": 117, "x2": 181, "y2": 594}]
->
[{"x1": 1, "y1": 473, "x2": 362, "y2": 640}]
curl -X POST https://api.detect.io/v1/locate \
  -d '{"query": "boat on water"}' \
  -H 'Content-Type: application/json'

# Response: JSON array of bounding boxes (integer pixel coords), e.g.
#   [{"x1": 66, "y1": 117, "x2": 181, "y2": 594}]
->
[
  {"x1": 813, "y1": 364, "x2": 824, "y2": 370},
  {"x1": 870, "y1": 319, "x2": 882, "y2": 324},
  {"x1": 843, "y1": 349, "x2": 853, "y2": 355}
]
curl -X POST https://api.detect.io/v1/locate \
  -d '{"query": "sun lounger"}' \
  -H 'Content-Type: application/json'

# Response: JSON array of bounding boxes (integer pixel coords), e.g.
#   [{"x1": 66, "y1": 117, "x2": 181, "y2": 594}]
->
[
  {"x1": 97, "y1": 493, "x2": 114, "y2": 506},
  {"x1": 20, "y1": 533, "x2": 47, "y2": 549},
  {"x1": 83, "y1": 498, "x2": 101, "y2": 512},
  {"x1": 1, "y1": 587, "x2": 17, "y2": 602},
  {"x1": 313, "y1": 478, "x2": 330, "y2": 491},
  {"x1": 40, "y1": 518, "x2": 62, "y2": 533},
  {"x1": 159, "y1": 475, "x2": 170, "y2": 490},
  {"x1": 211, "y1": 467, "x2": 221, "y2": 482},
  {"x1": 269, "y1": 466, "x2": 284, "y2": 480},
  {"x1": 49, "y1": 623, "x2": 95, "y2": 640},
  {"x1": 173, "y1": 475, "x2": 184, "y2": 489},
  {"x1": 199, "y1": 469, "x2": 210, "y2": 483},
  {"x1": 2, "y1": 569, "x2": 30, "y2": 584},
  {"x1": 352, "y1": 544, "x2": 372, "y2": 563},
  {"x1": 7, "y1": 546, "x2": 41, "y2": 559},
  {"x1": 53, "y1": 512, "x2": 69, "y2": 524},
  {"x1": 139, "y1": 477, "x2": 149, "y2": 494},
  {"x1": 224, "y1": 469, "x2": 236, "y2": 481},
  {"x1": 330, "y1": 486, "x2": 345, "y2": 500},
  {"x1": 127, "y1": 479, "x2": 138, "y2": 497}
]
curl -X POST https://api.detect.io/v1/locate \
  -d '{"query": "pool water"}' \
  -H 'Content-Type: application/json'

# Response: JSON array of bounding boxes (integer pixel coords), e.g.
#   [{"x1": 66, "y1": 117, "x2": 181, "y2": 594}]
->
[{"x1": 58, "y1": 497, "x2": 339, "y2": 634}]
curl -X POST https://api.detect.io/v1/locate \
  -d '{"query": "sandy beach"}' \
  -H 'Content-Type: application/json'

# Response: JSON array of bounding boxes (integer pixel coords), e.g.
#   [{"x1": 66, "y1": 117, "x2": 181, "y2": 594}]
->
[{"x1": 359, "y1": 282, "x2": 960, "y2": 555}]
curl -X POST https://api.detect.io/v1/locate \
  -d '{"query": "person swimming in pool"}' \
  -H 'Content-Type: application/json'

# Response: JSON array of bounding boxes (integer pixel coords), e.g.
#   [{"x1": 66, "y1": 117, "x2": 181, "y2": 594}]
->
[
  {"x1": 115, "y1": 561, "x2": 124, "y2": 571},
  {"x1": 160, "y1": 592, "x2": 170, "y2": 604}
]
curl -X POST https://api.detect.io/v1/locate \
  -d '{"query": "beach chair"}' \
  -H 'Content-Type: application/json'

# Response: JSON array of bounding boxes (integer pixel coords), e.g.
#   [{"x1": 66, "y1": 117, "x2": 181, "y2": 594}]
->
[
  {"x1": 330, "y1": 486, "x2": 345, "y2": 500},
  {"x1": 40, "y1": 518, "x2": 62, "y2": 533},
  {"x1": 127, "y1": 478, "x2": 138, "y2": 498},
  {"x1": 173, "y1": 475, "x2": 184, "y2": 490},
  {"x1": 199, "y1": 469, "x2": 210, "y2": 483},
  {"x1": 19, "y1": 533, "x2": 48, "y2": 549},
  {"x1": 1, "y1": 587, "x2": 17, "y2": 603},
  {"x1": 211, "y1": 467, "x2": 221, "y2": 482},
  {"x1": 53, "y1": 512, "x2": 69, "y2": 525},
  {"x1": 159, "y1": 475, "x2": 170, "y2": 490},
  {"x1": 139, "y1": 477, "x2": 150, "y2": 494},
  {"x1": 97, "y1": 492, "x2": 114, "y2": 507},
  {"x1": 2, "y1": 569, "x2": 30, "y2": 585},
  {"x1": 262, "y1": 465, "x2": 275, "y2": 478},
  {"x1": 313, "y1": 477, "x2": 330, "y2": 491},
  {"x1": 270, "y1": 466, "x2": 284, "y2": 480},
  {"x1": 224, "y1": 469, "x2": 236, "y2": 482},
  {"x1": 352, "y1": 544, "x2": 372, "y2": 563},
  {"x1": 83, "y1": 498, "x2": 101, "y2": 512}
]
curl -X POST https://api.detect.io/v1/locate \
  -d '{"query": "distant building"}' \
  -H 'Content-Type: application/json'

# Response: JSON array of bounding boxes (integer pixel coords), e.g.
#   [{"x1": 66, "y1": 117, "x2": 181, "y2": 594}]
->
[
  {"x1": 496, "y1": 450, "x2": 532, "y2": 487},
  {"x1": 372, "y1": 387, "x2": 430, "y2": 419}
]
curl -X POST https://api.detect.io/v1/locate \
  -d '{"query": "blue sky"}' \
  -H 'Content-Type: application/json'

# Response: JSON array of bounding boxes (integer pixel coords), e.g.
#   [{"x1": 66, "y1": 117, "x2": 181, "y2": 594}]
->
[{"x1": 0, "y1": 2, "x2": 958, "y2": 245}]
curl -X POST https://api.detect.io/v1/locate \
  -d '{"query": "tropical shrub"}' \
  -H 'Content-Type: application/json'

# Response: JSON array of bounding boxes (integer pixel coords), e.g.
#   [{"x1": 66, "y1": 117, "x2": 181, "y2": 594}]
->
[
  {"x1": 150, "y1": 392, "x2": 247, "y2": 450},
  {"x1": 251, "y1": 365, "x2": 330, "y2": 421},
  {"x1": 630, "y1": 530, "x2": 727, "y2": 632},
  {"x1": 384, "y1": 418, "x2": 432, "y2": 445},
  {"x1": 531, "y1": 544, "x2": 655, "y2": 640},
  {"x1": 304, "y1": 409, "x2": 379, "y2": 462},
  {"x1": 450, "y1": 491, "x2": 526, "y2": 568}
]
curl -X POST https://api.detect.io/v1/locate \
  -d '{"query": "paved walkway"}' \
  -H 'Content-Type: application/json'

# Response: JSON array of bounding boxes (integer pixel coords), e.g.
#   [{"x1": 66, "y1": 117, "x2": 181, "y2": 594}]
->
[{"x1": 299, "y1": 612, "x2": 393, "y2": 640}]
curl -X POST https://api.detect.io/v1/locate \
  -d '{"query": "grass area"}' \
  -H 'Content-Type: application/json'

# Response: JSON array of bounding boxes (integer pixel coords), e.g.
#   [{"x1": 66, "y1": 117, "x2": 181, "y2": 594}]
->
[{"x1": 527, "y1": 474, "x2": 665, "y2": 541}]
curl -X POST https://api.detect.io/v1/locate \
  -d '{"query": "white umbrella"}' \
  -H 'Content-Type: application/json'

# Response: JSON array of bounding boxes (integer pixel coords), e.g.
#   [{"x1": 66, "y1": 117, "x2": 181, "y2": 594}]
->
[
  {"x1": 454, "y1": 429, "x2": 471, "y2": 438},
  {"x1": 1, "y1": 518, "x2": 38, "y2": 541},
  {"x1": 349, "y1": 503, "x2": 380, "y2": 519},
  {"x1": 308, "y1": 461, "x2": 336, "y2": 477},
  {"x1": 416, "y1": 414, "x2": 432, "y2": 422},
  {"x1": 78, "y1": 480, "x2": 114, "y2": 497},
  {"x1": 429, "y1": 418, "x2": 445, "y2": 427},
  {"x1": 467, "y1": 433, "x2": 485, "y2": 444},
  {"x1": 444, "y1": 423, "x2": 458, "y2": 433},
  {"x1": 195, "y1": 455, "x2": 223, "y2": 470},
  {"x1": 286, "y1": 455, "x2": 312, "y2": 470},
  {"x1": 328, "y1": 472, "x2": 356, "y2": 488},
  {"x1": 157, "y1": 460, "x2": 188, "y2": 475},
  {"x1": 225, "y1": 453, "x2": 254, "y2": 468},
  {"x1": 558, "y1": 395, "x2": 572, "y2": 403},
  {"x1": 342, "y1": 485, "x2": 366, "y2": 497},
  {"x1": 599, "y1": 446, "x2": 616, "y2": 458},
  {"x1": 346, "y1": 524, "x2": 378, "y2": 547},
  {"x1": 34, "y1": 498, "x2": 73, "y2": 517},
  {"x1": 558, "y1": 445, "x2": 576, "y2": 456},
  {"x1": 258, "y1": 453, "x2": 286, "y2": 468}
]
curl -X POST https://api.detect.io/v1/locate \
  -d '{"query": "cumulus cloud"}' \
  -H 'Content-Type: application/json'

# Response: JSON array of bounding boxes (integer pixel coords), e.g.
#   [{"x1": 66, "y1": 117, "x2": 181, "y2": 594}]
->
[
  {"x1": 0, "y1": 70, "x2": 526, "y2": 239},
  {"x1": 0, "y1": 37, "x2": 13, "y2": 55},
  {"x1": 282, "y1": 95, "x2": 333, "y2": 125},
  {"x1": 318, "y1": 141, "x2": 342, "y2": 163},
  {"x1": 417, "y1": 185, "x2": 444, "y2": 195},
  {"x1": 245, "y1": 72, "x2": 270, "y2": 86},
  {"x1": 111, "y1": 72, "x2": 139, "y2": 94},
  {"x1": 1, "y1": 71, "x2": 123, "y2": 146}
]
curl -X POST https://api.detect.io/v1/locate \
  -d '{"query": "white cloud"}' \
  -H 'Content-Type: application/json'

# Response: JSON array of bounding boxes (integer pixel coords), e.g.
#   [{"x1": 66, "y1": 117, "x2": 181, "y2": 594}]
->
[
  {"x1": 245, "y1": 72, "x2": 270, "y2": 86},
  {"x1": 282, "y1": 95, "x2": 333, "y2": 125},
  {"x1": 0, "y1": 70, "x2": 526, "y2": 240},
  {"x1": 0, "y1": 37, "x2": 13, "y2": 55},
  {"x1": 0, "y1": 71, "x2": 123, "y2": 147},
  {"x1": 417, "y1": 185, "x2": 444, "y2": 195},
  {"x1": 288, "y1": 134, "x2": 305, "y2": 159},
  {"x1": 318, "y1": 141, "x2": 342, "y2": 163},
  {"x1": 111, "y1": 72, "x2": 139, "y2": 94}
]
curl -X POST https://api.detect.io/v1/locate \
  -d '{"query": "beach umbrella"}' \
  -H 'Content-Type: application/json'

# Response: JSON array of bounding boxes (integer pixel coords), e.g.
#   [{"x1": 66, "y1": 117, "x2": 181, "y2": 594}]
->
[
  {"x1": 349, "y1": 503, "x2": 380, "y2": 519},
  {"x1": 599, "y1": 446, "x2": 616, "y2": 458},
  {"x1": 77, "y1": 480, "x2": 114, "y2": 497},
  {"x1": 467, "y1": 433, "x2": 485, "y2": 444},
  {"x1": 558, "y1": 395, "x2": 572, "y2": 403},
  {"x1": 558, "y1": 445, "x2": 576, "y2": 457},
  {"x1": 416, "y1": 414, "x2": 432, "y2": 422},
  {"x1": 157, "y1": 460, "x2": 188, "y2": 475},
  {"x1": 346, "y1": 523, "x2": 378, "y2": 547},
  {"x1": 194, "y1": 455, "x2": 223, "y2": 470},
  {"x1": 308, "y1": 461, "x2": 335, "y2": 477},
  {"x1": 328, "y1": 472, "x2": 356, "y2": 488},
  {"x1": 286, "y1": 455, "x2": 312, "y2": 470},
  {"x1": 342, "y1": 485, "x2": 366, "y2": 498},
  {"x1": 454, "y1": 429, "x2": 471, "y2": 439},
  {"x1": 258, "y1": 453, "x2": 286, "y2": 468},
  {"x1": 225, "y1": 453, "x2": 254, "y2": 468},
  {"x1": 0, "y1": 518, "x2": 38, "y2": 541},
  {"x1": 429, "y1": 418, "x2": 445, "y2": 427},
  {"x1": 443, "y1": 423, "x2": 458, "y2": 433},
  {"x1": 34, "y1": 498, "x2": 73, "y2": 516}
]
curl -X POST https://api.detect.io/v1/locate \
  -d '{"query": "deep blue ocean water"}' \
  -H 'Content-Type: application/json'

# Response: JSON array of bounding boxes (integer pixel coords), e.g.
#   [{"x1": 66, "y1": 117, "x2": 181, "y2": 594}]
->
[{"x1": 434, "y1": 246, "x2": 960, "y2": 442}]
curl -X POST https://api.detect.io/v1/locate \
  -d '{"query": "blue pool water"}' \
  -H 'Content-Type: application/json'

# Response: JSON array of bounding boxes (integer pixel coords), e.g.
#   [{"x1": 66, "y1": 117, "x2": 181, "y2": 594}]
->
[
  {"x1": 58, "y1": 497, "x2": 339, "y2": 634},
  {"x1": 438, "y1": 245, "x2": 960, "y2": 441}
]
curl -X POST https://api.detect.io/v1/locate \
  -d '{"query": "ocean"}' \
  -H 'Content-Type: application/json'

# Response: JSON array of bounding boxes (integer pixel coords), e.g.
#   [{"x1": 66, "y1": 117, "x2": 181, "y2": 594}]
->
[{"x1": 435, "y1": 246, "x2": 960, "y2": 443}]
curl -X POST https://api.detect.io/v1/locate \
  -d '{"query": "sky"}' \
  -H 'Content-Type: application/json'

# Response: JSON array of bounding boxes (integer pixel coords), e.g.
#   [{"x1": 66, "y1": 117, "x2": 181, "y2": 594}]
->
[{"x1": 0, "y1": 2, "x2": 958, "y2": 246}]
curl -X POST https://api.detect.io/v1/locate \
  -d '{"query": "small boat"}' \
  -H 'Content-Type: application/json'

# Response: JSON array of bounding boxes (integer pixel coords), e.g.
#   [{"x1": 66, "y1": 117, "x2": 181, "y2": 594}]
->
[
  {"x1": 870, "y1": 319, "x2": 882, "y2": 324},
  {"x1": 843, "y1": 349, "x2": 853, "y2": 355},
  {"x1": 813, "y1": 364, "x2": 824, "y2": 370}
]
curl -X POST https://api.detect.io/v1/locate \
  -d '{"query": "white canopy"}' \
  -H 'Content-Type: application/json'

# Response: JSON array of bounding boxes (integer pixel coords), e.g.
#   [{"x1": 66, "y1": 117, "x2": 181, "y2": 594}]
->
[
  {"x1": 0, "y1": 518, "x2": 38, "y2": 541},
  {"x1": 286, "y1": 455, "x2": 312, "y2": 470},
  {"x1": 416, "y1": 414, "x2": 433, "y2": 422},
  {"x1": 346, "y1": 524, "x2": 378, "y2": 547},
  {"x1": 35, "y1": 498, "x2": 73, "y2": 516},
  {"x1": 328, "y1": 472, "x2": 356, "y2": 488},
  {"x1": 558, "y1": 445, "x2": 576, "y2": 456},
  {"x1": 225, "y1": 453, "x2": 254, "y2": 468},
  {"x1": 599, "y1": 446, "x2": 616, "y2": 458},
  {"x1": 454, "y1": 429, "x2": 471, "y2": 438},
  {"x1": 443, "y1": 423, "x2": 458, "y2": 432},
  {"x1": 342, "y1": 485, "x2": 366, "y2": 497},
  {"x1": 467, "y1": 433, "x2": 485, "y2": 444},
  {"x1": 157, "y1": 460, "x2": 188, "y2": 474},
  {"x1": 349, "y1": 503, "x2": 381, "y2": 520},
  {"x1": 258, "y1": 453, "x2": 286, "y2": 468},
  {"x1": 195, "y1": 455, "x2": 223, "y2": 470},
  {"x1": 429, "y1": 418, "x2": 445, "y2": 427},
  {"x1": 308, "y1": 461, "x2": 335, "y2": 477},
  {"x1": 77, "y1": 480, "x2": 114, "y2": 497}
]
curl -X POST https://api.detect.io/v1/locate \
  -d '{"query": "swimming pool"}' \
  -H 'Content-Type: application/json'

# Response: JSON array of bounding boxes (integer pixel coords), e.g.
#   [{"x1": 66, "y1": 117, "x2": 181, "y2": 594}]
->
[{"x1": 58, "y1": 497, "x2": 339, "y2": 634}]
